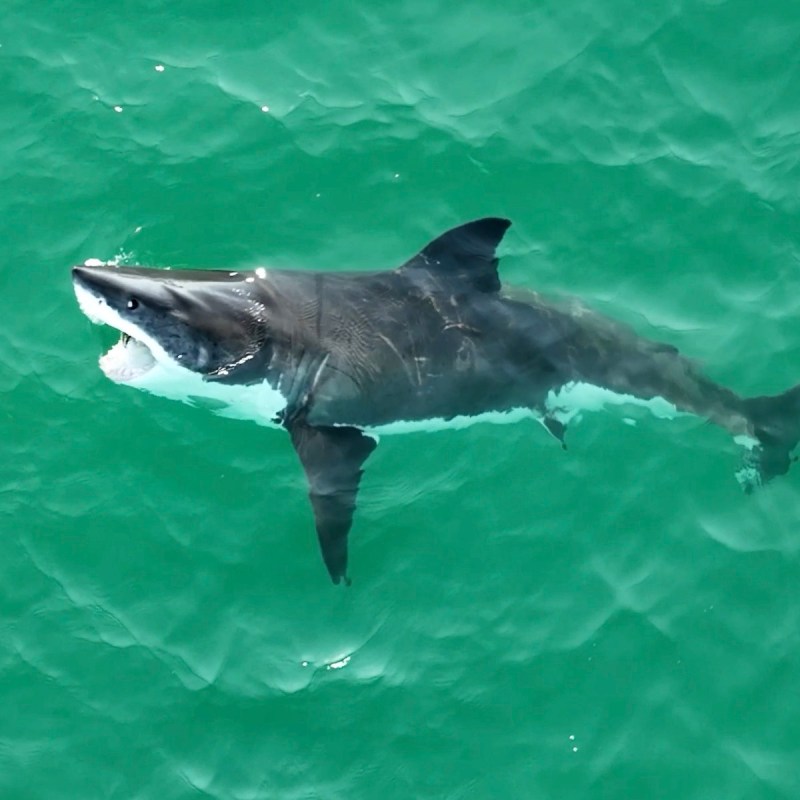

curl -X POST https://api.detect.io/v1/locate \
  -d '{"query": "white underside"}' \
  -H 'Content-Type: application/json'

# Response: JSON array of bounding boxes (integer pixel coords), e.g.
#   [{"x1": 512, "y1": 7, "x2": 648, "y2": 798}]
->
[
  {"x1": 364, "y1": 383, "x2": 682, "y2": 436},
  {"x1": 366, "y1": 407, "x2": 538, "y2": 435},
  {"x1": 107, "y1": 370, "x2": 684, "y2": 436},
  {"x1": 545, "y1": 382, "x2": 681, "y2": 424},
  {"x1": 127, "y1": 360, "x2": 288, "y2": 426},
  {"x1": 103, "y1": 344, "x2": 289, "y2": 427}
]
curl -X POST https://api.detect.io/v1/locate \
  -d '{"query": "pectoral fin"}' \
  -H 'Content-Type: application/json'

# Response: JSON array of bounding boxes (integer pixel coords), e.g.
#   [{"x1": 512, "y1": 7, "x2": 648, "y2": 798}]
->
[
  {"x1": 288, "y1": 422, "x2": 377, "y2": 584},
  {"x1": 543, "y1": 416, "x2": 567, "y2": 449}
]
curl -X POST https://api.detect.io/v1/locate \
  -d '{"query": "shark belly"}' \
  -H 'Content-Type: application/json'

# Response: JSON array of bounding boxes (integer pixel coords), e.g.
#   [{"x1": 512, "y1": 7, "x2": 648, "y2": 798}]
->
[
  {"x1": 126, "y1": 366, "x2": 286, "y2": 429},
  {"x1": 124, "y1": 360, "x2": 685, "y2": 436},
  {"x1": 346, "y1": 381, "x2": 685, "y2": 436},
  {"x1": 545, "y1": 381, "x2": 683, "y2": 424},
  {"x1": 364, "y1": 407, "x2": 539, "y2": 435}
]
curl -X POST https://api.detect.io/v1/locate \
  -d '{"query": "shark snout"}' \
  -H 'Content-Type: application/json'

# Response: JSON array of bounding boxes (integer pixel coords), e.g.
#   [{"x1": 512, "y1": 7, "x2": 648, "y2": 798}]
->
[
  {"x1": 72, "y1": 266, "x2": 110, "y2": 325},
  {"x1": 72, "y1": 263, "x2": 124, "y2": 294},
  {"x1": 71, "y1": 264, "x2": 94, "y2": 290},
  {"x1": 71, "y1": 264, "x2": 121, "y2": 305}
]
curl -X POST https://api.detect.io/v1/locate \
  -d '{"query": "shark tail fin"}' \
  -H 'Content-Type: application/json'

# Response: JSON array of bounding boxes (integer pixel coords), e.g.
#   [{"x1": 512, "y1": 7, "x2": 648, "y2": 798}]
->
[{"x1": 739, "y1": 385, "x2": 800, "y2": 490}]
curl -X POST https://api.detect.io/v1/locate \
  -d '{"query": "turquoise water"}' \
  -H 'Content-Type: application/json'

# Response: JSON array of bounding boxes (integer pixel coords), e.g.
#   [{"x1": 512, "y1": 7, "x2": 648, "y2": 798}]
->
[{"x1": 3, "y1": 1, "x2": 800, "y2": 797}]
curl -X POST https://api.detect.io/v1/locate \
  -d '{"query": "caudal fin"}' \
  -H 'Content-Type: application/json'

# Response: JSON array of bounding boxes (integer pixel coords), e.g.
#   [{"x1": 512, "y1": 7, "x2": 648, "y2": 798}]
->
[{"x1": 740, "y1": 385, "x2": 800, "y2": 490}]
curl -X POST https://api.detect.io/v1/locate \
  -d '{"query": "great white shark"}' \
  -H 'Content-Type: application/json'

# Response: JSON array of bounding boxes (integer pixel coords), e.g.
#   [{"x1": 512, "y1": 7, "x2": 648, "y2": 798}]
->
[{"x1": 72, "y1": 218, "x2": 800, "y2": 584}]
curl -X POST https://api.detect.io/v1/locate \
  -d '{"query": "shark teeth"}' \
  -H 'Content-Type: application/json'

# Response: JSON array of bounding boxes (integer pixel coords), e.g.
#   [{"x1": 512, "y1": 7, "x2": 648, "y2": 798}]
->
[{"x1": 100, "y1": 337, "x2": 156, "y2": 383}]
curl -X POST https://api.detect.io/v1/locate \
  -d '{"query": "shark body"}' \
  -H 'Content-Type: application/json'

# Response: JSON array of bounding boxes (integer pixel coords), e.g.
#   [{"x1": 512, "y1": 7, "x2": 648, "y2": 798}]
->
[{"x1": 72, "y1": 219, "x2": 800, "y2": 583}]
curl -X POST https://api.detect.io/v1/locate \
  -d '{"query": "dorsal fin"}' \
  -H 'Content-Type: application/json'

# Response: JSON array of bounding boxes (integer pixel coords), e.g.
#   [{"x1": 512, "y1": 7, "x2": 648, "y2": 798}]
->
[{"x1": 401, "y1": 217, "x2": 512, "y2": 293}]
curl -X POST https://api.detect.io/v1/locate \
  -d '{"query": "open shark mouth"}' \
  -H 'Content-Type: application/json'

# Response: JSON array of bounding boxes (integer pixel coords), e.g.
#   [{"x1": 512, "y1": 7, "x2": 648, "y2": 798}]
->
[
  {"x1": 73, "y1": 279, "x2": 158, "y2": 383},
  {"x1": 98, "y1": 332, "x2": 156, "y2": 383}
]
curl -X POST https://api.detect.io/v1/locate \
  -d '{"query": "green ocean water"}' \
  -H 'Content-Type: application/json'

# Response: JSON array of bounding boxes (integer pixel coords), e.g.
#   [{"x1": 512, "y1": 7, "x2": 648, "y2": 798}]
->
[{"x1": 3, "y1": 0, "x2": 800, "y2": 797}]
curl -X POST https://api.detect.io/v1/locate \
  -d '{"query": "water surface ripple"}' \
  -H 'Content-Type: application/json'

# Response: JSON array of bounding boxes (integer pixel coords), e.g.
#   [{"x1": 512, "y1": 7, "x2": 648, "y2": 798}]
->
[{"x1": 2, "y1": 0, "x2": 800, "y2": 797}]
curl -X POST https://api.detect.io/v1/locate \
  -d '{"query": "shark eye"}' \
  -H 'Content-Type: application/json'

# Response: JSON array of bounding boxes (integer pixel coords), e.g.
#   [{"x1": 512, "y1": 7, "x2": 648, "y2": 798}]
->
[{"x1": 127, "y1": 298, "x2": 140, "y2": 310}]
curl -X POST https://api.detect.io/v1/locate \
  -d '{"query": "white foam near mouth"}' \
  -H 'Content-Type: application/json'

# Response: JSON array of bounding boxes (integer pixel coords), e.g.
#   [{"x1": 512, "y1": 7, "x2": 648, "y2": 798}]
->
[{"x1": 99, "y1": 337, "x2": 156, "y2": 383}]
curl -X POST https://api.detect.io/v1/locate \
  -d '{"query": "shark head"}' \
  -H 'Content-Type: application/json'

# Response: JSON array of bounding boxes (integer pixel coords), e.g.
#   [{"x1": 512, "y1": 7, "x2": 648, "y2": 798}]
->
[{"x1": 72, "y1": 264, "x2": 268, "y2": 387}]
